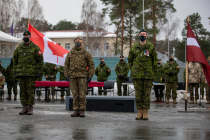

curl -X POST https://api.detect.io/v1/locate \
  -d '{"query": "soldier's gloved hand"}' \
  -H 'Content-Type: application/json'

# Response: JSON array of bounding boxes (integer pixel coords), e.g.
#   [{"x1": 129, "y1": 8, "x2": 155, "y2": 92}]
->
[{"x1": 87, "y1": 77, "x2": 92, "y2": 83}]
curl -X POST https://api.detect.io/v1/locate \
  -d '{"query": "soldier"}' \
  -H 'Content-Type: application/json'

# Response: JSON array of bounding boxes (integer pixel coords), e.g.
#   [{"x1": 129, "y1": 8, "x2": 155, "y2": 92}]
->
[
  {"x1": 0, "y1": 71, "x2": 5, "y2": 101},
  {"x1": 95, "y1": 58, "x2": 111, "y2": 96},
  {"x1": 0, "y1": 59, "x2": 18, "y2": 101},
  {"x1": 13, "y1": 30, "x2": 43, "y2": 115},
  {"x1": 43, "y1": 63, "x2": 57, "y2": 102},
  {"x1": 164, "y1": 57, "x2": 179, "y2": 104},
  {"x1": 58, "y1": 66, "x2": 70, "y2": 102},
  {"x1": 200, "y1": 69, "x2": 208, "y2": 100},
  {"x1": 64, "y1": 37, "x2": 94, "y2": 117},
  {"x1": 153, "y1": 59, "x2": 165, "y2": 102},
  {"x1": 128, "y1": 30, "x2": 157, "y2": 120},
  {"x1": 115, "y1": 55, "x2": 129, "y2": 96}
]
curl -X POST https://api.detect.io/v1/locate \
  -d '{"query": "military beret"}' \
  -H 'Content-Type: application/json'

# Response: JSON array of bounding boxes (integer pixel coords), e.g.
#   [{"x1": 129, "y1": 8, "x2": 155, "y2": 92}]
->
[{"x1": 23, "y1": 30, "x2": 31, "y2": 36}]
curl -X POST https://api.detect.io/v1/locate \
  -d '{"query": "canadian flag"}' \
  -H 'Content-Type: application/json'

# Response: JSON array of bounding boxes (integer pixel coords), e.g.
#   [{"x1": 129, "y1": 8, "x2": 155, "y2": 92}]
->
[
  {"x1": 28, "y1": 24, "x2": 69, "y2": 66},
  {"x1": 187, "y1": 22, "x2": 210, "y2": 86}
]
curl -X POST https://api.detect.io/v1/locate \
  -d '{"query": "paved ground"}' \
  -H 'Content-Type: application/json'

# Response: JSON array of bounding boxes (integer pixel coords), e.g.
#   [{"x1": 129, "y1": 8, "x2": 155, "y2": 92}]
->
[{"x1": 0, "y1": 99, "x2": 210, "y2": 140}]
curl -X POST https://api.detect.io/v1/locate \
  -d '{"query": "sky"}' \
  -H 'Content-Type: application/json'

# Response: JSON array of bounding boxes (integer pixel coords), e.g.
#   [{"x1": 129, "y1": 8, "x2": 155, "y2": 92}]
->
[{"x1": 36, "y1": 0, "x2": 210, "y2": 39}]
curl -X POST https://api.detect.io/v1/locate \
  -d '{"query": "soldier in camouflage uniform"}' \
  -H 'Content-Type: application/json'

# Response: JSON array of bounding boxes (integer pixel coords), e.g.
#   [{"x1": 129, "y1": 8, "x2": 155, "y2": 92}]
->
[
  {"x1": 58, "y1": 66, "x2": 70, "y2": 102},
  {"x1": 0, "y1": 71, "x2": 5, "y2": 101},
  {"x1": 115, "y1": 55, "x2": 129, "y2": 96},
  {"x1": 43, "y1": 63, "x2": 57, "y2": 102},
  {"x1": 95, "y1": 58, "x2": 111, "y2": 96},
  {"x1": 200, "y1": 69, "x2": 207, "y2": 100},
  {"x1": 164, "y1": 57, "x2": 179, "y2": 104},
  {"x1": 64, "y1": 37, "x2": 94, "y2": 117},
  {"x1": 13, "y1": 30, "x2": 43, "y2": 115},
  {"x1": 153, "y1": 59, "x2": 165, "y2": 102},
  {"x1": 0, "y1": 60, "x2": 18, "y2": 101},
  {"x1": 128, "y1": 30, "x2": 157, "y2": 120},
  {"x1": 185, "y1": 62, "x2": 202, "y2": 104}
]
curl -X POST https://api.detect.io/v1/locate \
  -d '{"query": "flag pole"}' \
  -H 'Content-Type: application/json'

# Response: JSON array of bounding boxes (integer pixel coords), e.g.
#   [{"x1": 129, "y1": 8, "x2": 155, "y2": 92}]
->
[{"x1": 184, "y1": 17, "x2": 190, "y2": 112}]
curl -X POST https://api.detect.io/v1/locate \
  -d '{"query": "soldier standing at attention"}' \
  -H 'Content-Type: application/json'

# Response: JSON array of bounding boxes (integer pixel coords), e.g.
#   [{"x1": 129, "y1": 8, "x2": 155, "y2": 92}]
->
[
  {"x1": 0, "y1": 60, "x2": 18, "y2": 101},
  {"x1": 153, "y1": 59, "x2": 165, "y2": 102},
  {"x1": 13, "y1": 30, "x2": 43, "y2": 115},
  {"x1": 64, "y1": 37, "x2": 94, "y2": 117},
  {"x1": 128, "y1": 30, "x2": 157, "y2": 120},
  {"x1": 95, "y1": 58, "x2": 111, "y2": 96},
  {"x1": 43, "y1": 63, "x2": 57, "y2": 102},
  {"x1": 115, "y1": 55, "x2": 129, "y2": 96},
  {"x1": 164, "y1": 57, "x2": 179, "y2": 104}
]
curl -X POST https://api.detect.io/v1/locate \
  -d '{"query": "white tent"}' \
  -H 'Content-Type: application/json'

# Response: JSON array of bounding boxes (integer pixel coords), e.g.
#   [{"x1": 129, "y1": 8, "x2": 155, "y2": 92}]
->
[{"x1": 0, "y1": 30, "x2": 21, "y2": 43}]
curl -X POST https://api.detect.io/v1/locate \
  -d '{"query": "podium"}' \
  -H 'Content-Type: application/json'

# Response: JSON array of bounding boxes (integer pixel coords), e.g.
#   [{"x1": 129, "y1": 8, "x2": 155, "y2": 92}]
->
[{"x1": 65, "y1": 96, "x2": 137, "y2": 112}]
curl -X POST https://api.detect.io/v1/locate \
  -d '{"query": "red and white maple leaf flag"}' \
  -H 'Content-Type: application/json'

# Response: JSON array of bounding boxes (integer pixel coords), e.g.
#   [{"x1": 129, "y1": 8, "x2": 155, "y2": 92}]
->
[
  {"x1": 28, "y1": 24, "x2": 69, "y2": 66},
  {"x1": 187, "y1": 22, "x2": 210, "y2": 86}
]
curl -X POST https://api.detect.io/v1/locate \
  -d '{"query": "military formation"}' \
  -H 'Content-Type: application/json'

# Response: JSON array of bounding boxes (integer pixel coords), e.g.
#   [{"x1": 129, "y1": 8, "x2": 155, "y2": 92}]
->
[{"x1": 0, "y1": 29, "x2": 209, "y2": 120}]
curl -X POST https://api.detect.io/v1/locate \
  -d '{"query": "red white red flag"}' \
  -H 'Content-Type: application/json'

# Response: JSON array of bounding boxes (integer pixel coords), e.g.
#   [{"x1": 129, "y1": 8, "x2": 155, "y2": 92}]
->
[
  {"x1": 187, "y1": 22, "x2": 210, "y2": 86},
  {"x1": 28, "y1": 24, "x2": 69, "y2": 66}
]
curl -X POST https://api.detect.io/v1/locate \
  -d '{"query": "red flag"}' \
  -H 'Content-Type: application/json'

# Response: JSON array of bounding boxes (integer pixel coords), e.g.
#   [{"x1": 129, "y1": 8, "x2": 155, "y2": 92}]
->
[
  {"x1": 28, "y1": 24, "x2": 69, "y2": 66},
  {"x1": 187, "y1": 23, "x2": 210, "y2": 86}
]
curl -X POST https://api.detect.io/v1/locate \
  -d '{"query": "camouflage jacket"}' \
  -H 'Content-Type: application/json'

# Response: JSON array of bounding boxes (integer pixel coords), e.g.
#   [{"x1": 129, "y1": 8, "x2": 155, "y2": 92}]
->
[
  {"x1": 13, "y1": 42, "x2": 43, "y2": 78},
  {"x1": 128, "y1": 41, "x2": 157, "y2": 80},
  {"x1": 200, "y1": 70, "x2": 207, "y2": 84},
  {"x1": 95, "y1": 63, "x2": 111, "y2": 82},
  {"x1": 187, "y1": 62, "x2": 202, "y2": 83},
  {"x1": 43, "y1": 63, "x2": 57, "y2": 80},
  {"x1": 115, "y1": 60, "x2": 129, "y2": 81},
  {"x1": 154, "y1": 64, "x2": 164, "y2": 83},
  {"x1": 0, "y1": 62, "x2": 16, "y2": 83},
  {"x1": 164, "y1": 60, "x2": 179, "y2": 83},
  {"x1": 64, "y1": 47, "x2": 95, "y2": 79}
]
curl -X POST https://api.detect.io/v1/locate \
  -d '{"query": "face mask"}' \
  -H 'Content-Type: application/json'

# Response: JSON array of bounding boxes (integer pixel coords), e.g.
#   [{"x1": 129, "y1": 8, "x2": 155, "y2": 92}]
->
[
  {"x1": 75, "y1": 42, "x2": 81, "y2": 47},
  {"x1": 23, "y1": 37, "x2": 29, "y2": 43},
  {"x1": 139, "y1": 36, "x2": 146, "y2": 42},
  {"x1": 100, "y1": 61, "x2": 105, "y2": 65}
]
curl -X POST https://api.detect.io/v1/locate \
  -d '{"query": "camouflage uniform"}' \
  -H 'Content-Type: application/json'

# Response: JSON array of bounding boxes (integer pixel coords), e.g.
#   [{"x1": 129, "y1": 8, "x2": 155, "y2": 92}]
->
[
  {"x1": 0, "y1": 60, "x2": 18, "y2": 100},
  {"x1": 187, "y1": 62, "x2": 202, "y2": 103},
  {"x1": 115, "y1": 60, "x2": 129, "y2": 96},
  {"x1": 64, "y1": 47, "x2": 94, "y2": 112},
  {"x1": 58, "y1": 66, "x2": 70, "y2": 99},
  {"x1": 164, "y1": 60, "x2": 179, "y2": 103},
  {"x1": 153, "y1": 63, "x2": 165, "y2": 102},
  {"x1": 43, "y1": 63, "x2": 57, "y2": 101},
  {"x1": 0, "y1": 72, "x2": 5, "y2": 100},
  {"x1": 128, "y1": 41, "x2": 157, "y2": 110},
  {"x1": 13, "y1": 42, "x2": 43, "y2": 109},
  {"x1": 95, "y1": 62, "x2": 111, "y2": 96}
]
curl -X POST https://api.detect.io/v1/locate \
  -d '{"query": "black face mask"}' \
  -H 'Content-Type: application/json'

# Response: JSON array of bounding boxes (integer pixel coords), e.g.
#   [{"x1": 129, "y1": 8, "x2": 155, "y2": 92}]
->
[
  {"x1": 100, "y1": 61, "x2": 105, "y2": 65},
  {"x1": 23, "y1": 37, "x2": 30, "y2": 43},
  {"x1": 139, "y1": 36, "x2": 146, "y2": 42},
  {"x1": 75, "y1": 42, "x2": 81, "y2": 47}
]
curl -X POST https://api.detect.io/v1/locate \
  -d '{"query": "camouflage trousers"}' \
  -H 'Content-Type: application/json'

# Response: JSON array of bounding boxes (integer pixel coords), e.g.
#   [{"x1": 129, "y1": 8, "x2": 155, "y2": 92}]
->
[
  {"x1": 117, "y1": 80, "x2": 127, "y2": 96},
  {"x1": 166, "y1": 83, "x2": 177, "y2": 100},
  {"x1": 133, "y1": 79, "x2": 152, "y2": 110},
  {"x1": 19, "y1": 77, "x2": 36, "y2": 106},
  {"x1": 7, "y1": 81, "x2": 17, "y2": 96},
  {"x1": 46, "y1": 78, "x2": 56, "y2": 99},
  {"x1": 200, "y1": 83, "x2": 208, "y2": 99},
  {"x1": 70, "y1": 78, "x2": 87, "y2": 111},
  {"x1": 189, "y1": 83, "x2": 199, "y2": 101}
]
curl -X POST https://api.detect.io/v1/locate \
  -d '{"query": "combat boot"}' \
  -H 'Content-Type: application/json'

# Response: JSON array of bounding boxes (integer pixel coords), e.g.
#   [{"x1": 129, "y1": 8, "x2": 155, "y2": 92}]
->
[
  {"x1": 19, "y1": 106, "x2": 28, "y2": 115},
  {"x1": 27, "y1": 105, "x2": 33, "y2": 115},
  {"x1": 14, "y1": 95, "x2": 17, "y2": 101},
  {"x1": 142, "y1": 109, "x2": 149, "y2": 120},
  {"x1": 7, "y1": 95, "x2": 11, "y2": 101},
  {"x1": 166, "y1": 98, "x2": 170, "y2": 104},
  {"x1": 79, "y1": 111, "x2": 86, "y2": 117},
  {"x1": 173, "y1": 99, "x2": 177, "y2": 104},
  {"x1": 71, "y1": 110, "x2": 80, "y2": 117},
  {"x1": 135, "y1": 109, "x2": 143, "y2": 120}
]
